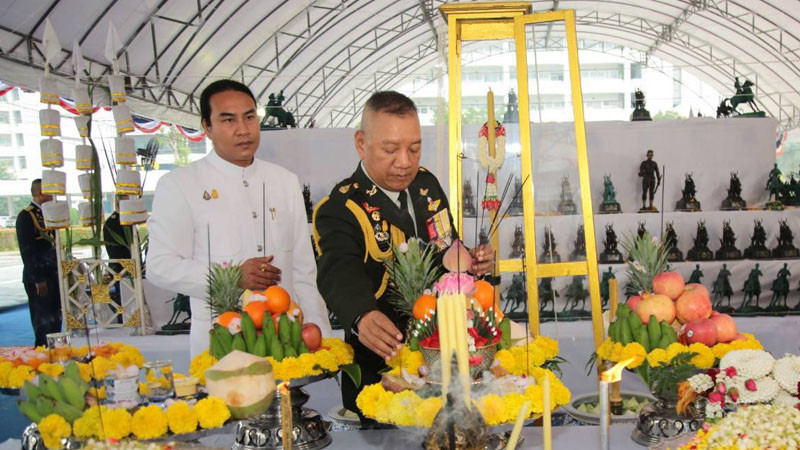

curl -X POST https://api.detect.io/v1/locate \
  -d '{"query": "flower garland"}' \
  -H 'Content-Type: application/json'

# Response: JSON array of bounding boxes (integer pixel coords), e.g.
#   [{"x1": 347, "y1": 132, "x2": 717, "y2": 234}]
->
[
  {"x1": 678, "y1": 404, "x2": 800, "y2": 449},
  {"x1": 597, "y1": 333, "x2": 763, "y2": 372},
  {"x1": 67, "y1": 397, "x2": 230, "y2": 443},
  {"x1": 0, "y1": 342, "x2": 145, "y2": 388},
  {"x1": 190, "y1": 337, "x2": 353, "y2": 383},
  {"x1": 687, "y1": 350, "x2": 800, "y2": 418},
  {"x1": 357, "y1": 338, "x2": 570, "y2": 427}
]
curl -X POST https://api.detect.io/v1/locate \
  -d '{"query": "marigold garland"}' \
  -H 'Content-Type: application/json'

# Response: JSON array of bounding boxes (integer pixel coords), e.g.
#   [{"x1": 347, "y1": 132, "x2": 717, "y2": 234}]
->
[
  {"x1": 166, "y1": 401, "x2": 199, "y2": 434},
  {"x1": 38, "y1": 414, "x2": 71, "y2": 450},
  {"x1": 131, "y1": 405, "x2": 168, "y2": 440},
  {"x1": 194, "y1": 396, "x2": 231, "y2": 429}
]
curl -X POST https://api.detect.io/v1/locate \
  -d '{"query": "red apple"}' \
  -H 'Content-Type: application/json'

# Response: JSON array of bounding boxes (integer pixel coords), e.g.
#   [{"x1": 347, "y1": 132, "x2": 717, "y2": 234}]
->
[
  {"x1": 732, "y1": 333, "x2": 748, "y2": 342},
  {"x1": 652, "y1": 271, "x2": 685, "y2": 300},
  {"x1": 709, "y1": 313, "x2": 738, "y2": 343},
  {"x1": 636, "y1": 294, "x2": 676, "y2": 324},
  {"x1": 627, "y1": 295, "x2": 644, "y2": 312},
  {"x1": 301, "y1": 323, "x2": 322, "y2": 351},
  {"x1": 675, "y1": 283, "x2": 712, "y2": 324},
  {"x1": 680, "y1": 319, "x2": 718, "y2": 346}
]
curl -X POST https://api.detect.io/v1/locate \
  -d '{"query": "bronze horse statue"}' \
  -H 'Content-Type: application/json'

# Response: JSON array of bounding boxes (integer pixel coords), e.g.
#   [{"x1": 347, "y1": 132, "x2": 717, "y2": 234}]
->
[{"x1": 729, "y1": 78, "x2": 760, "y2": 114}]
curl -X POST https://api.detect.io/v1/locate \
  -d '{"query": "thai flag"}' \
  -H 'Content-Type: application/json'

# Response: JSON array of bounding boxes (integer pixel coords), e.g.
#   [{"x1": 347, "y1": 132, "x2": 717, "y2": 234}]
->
[
  {"x1": 133, "y1": 114, "x2": 167, "y2": 133},
  {"x1": 776, "y1": 129, "x2": 789, "y2": 156},
  {"x1": 175, "y1": 124, "x2": 206, "y2": 142},
  {"x1": 0, "y1": 80, "x2": 13, "y2": 98}
]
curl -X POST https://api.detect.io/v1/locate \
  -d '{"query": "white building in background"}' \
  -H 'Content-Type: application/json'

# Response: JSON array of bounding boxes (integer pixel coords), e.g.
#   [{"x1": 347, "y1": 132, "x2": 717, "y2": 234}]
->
[
  {"x1": 401, "y1": 41, "x2": 721, "y2": 126},
  {"x1": 0, "y1": 87, "x2": 210, "y2": 224}
]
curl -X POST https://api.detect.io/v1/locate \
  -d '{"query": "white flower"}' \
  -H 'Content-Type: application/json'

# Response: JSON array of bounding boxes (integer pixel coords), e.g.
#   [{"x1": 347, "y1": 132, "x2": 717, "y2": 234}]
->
[
  {"x1": 704, "y1": 404, "x2": 800, "y2": 448},
  {"x1": 773, "y1": 354, "x2": 800, "y2": 395},
  {"x1": 719, "y1": 349, "x2": 775, "y2": 380},
  {"x1": 705, "y1": 401, "x2": 724, "y2": 419},
  {"x1": 688, "y1": 373, "x2": 714, "y2": 393},
  {"x1": 730, "y1": 376, "x2": 780, "y2": 404},
  {"x1": 398, "y1": 243, "x2": 409, "y2": 254}
]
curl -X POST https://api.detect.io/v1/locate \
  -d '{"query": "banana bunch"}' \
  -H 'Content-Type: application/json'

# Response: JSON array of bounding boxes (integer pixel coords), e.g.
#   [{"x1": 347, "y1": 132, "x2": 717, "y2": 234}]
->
[
  {"x1": 18, "y1": 361, "x2": 88, "y2": 424},
  {"x1": 210, "y1": 312, "x2": 308, "y2": 362},
  {"x1": 607, "y1": 304, "x2": 678, "y2": 353}
]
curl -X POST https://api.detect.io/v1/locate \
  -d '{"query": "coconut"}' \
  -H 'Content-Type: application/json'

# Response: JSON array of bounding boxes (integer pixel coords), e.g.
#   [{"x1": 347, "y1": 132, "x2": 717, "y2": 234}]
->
[{"x1": 205, "y1": 350, "x2": 276, "y2": 419}]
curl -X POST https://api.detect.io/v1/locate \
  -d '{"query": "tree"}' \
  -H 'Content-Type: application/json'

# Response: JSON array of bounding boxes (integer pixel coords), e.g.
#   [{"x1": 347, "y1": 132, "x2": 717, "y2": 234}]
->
[
  {"x1": 0, "y1": 159, "x2": 14, "y2": 180},
  {"x1": 158, "y1": 127, "x2": 191, "y2": 167},
  {"x1": 652, "y1": 110, "x2": 684, "y2": 121}
]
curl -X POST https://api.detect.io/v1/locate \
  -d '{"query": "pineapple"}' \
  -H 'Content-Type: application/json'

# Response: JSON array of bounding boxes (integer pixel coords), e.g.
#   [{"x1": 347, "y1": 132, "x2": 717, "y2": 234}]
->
[
  {"x1": 621, "y1": 232, "x2": 669, "y2": 296},
  {"x1": 206, "y1": 261, "x2": 245, "y2": 317},
  {"x1": 384, "y1": 238, "x2": 442, "y2": 317}
]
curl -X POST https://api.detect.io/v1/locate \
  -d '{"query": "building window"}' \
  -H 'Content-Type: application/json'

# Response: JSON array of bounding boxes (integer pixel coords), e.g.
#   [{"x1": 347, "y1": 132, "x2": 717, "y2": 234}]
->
[
  {"x1": 17, "y1": 155, "x2": 26, "y2": 169},
  {"x1": 15, "y1": 133, "x2": 23, "y2": 147},
  {"x1": 630, "y1": 63, "x2": 642, "y2": 79},
  {"x1": 0, "y1": 134, "x2": 11, "y2": 146},
  {"x1": 585, "y1": 93, "x2": 624, "y2": 109},
  {"x1": 11, "y1": 89, "x2": 19, "y2": 101},
  {"x1": 0, "y1": 112, "x2": 8, "y2": 124},
  {"x1": 463, "y1": 65, "x2": 504, "y2": 83},
  {"x1": 12, "y1": 111, "x2": 21, "y2": 124},
  {"x1": 581, "y1": 64, "x2": 624, "y2": 79}
]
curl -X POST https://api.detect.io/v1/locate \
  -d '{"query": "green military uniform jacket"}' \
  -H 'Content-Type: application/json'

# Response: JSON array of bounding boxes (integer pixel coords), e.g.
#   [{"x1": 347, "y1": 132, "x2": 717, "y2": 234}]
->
[{"x1": 313, "y1": 164, "x2": 455, "y2": 414}]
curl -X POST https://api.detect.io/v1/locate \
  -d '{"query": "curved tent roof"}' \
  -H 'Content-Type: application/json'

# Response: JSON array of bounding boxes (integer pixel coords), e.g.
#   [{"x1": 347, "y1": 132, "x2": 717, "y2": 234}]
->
[{"x1": 1, "y1": 0, "x2": 798, "y2": 129}]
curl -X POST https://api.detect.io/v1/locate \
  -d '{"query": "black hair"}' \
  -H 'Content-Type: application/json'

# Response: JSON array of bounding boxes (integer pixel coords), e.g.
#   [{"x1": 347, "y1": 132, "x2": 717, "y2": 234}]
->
[
  {"x1": 363, "y1": 91, "x2": 417, "y2": 117},
  {"x1": 199, "y1": 79, "x2": 257, "y2": 127},
  {"x1": 31, "y1": 178, "x2": 41, "y2": 195}
]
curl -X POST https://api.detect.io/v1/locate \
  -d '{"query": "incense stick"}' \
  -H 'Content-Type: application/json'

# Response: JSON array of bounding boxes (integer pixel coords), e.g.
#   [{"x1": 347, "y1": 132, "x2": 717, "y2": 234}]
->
[
  {"x1": 262, "y1": 182, "x2": 267, "y2": 259},
  {"x1": 488, "y1": 174, "x2": 530, "y2": 240}
]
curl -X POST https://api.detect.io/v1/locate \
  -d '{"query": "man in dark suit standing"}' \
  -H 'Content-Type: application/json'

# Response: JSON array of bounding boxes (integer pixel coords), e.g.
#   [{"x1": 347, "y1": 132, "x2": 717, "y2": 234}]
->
[
  {"x1": 313, "y1": 91, "x2": 493, "y2": 427},
  {"x1": 15, "y1": 179, "x2": 62, "y2": 346}
]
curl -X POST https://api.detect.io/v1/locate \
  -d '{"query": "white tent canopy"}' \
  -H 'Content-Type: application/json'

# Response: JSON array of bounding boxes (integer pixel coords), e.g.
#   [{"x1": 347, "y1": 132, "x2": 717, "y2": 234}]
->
[{"x1": 1, "y1": 0, "x2": 798, "y2": 129}]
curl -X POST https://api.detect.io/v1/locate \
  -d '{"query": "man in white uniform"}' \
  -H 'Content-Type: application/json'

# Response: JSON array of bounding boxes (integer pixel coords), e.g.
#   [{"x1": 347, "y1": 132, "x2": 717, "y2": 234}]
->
[{"x1": 148, "y1": 80, "x2": 331, "y2": 357}]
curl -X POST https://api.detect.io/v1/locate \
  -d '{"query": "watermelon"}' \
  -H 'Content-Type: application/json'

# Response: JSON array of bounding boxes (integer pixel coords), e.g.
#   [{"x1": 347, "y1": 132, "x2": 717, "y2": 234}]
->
[{"x1": 205, "y1": 350, "x2": 276, "y2": 419}]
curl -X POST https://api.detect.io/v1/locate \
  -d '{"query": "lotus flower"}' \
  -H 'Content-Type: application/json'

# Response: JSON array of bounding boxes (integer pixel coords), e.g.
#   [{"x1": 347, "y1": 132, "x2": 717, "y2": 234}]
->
[
  {"x1": 434, "y1": 272, "x2": 475, "y2": 296},
  {"x1": 442, "y1": 240, "x2": 473, "y2": 273}
]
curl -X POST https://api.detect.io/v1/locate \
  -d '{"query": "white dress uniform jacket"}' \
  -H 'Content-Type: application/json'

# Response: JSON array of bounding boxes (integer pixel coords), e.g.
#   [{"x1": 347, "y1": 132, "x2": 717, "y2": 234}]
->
[{"x1": 147, "y1": 149, "x2": 332, "y2": 357}]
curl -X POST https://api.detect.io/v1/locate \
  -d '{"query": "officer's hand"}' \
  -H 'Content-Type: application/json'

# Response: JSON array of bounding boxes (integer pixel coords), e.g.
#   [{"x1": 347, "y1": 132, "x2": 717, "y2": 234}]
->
[
  {"x1": 35, "y1": 281, "x2": 48, "y2": 297},
  {"x1": 240, "y1": 256, "x2": 282, "y2": 290},
  {"x1": 357, "y1": 310, "x2": 403, "y2": 361},
  {"x1": 469, "y1": 244, "x2": 494, "y2": 275}
]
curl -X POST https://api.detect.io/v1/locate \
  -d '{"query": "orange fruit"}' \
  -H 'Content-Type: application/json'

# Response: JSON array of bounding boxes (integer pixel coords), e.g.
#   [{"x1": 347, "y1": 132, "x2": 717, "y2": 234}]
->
[
  {"x1": 413, "y1": 295, "x2": 437, "y2": 320},
  {"x1": 472, "y1": 280, "x2": 495, "y2": 311},
  {"x1": 288, "y1": 300, "x2": 304, "y2": 325},
  {"x1": 244, "y1": 301, "x2": 271, "y2": 329},
  {"x1": 216, "y1": 311, "x2": 242, "y2": 327},
  {"x1": 264, "y1": 286, "x2": 291, "y2": 314}
]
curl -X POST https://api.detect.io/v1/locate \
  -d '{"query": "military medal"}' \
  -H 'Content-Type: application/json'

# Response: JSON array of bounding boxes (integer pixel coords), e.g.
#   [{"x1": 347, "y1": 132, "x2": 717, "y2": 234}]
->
[
  {"x1": 427, "y1": 197, "x2": 441, "y2": 212},
  {"x1": 426, "y1": 209, "x2": 453, "y2": 250},
  {"x1": 203, "y1": 190, "x2": 211, "y2": 200},
  {"x1": 419, "y1": 188, "x2": 429, "y2": 196},
  {"x1": 363, "y1": 203, "x2": 380, "y2": 213},
  {"x1": 366, "y1": 185, "x2": 378, "y2": 196},
  {"x1": 374, "y1": 221, "x2": 389, "y2": 242},
  {"x1": 211, "y1": 189, "x2": 219, "y2": 199},
  {"x1": 372, "y1": 211, "x2": 381, "y2": 221},
  {"x1": 339, "y1": 184, "x2": 350, "y2": 194}
]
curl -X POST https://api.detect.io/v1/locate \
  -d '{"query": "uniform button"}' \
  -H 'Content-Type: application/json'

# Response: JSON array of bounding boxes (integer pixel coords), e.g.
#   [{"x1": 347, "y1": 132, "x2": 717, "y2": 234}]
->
[
  {"x1": 243, "y1": 180, "x2": 249, "y2": 187},
  {"x1": 252, "y1": 211, "x2": 257, "y2": 218},
  {"x1": 257, "y1": 245, "x2": 263, "y2": 252}
]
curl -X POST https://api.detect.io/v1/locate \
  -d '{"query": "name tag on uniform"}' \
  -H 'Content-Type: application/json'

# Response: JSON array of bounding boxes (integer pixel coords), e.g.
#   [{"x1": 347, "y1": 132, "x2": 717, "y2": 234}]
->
[{"x1": 426, "y1": 209, "x2": 453, "y2": 250}]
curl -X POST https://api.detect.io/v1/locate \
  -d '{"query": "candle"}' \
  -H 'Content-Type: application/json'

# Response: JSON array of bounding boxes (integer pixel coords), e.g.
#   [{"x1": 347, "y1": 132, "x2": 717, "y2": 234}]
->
[
  {"x1": 437, "y1": 297, "x2": 451, "y2": 400},
  {"x1": 599, "y1": 358, "x2": 634, "y2": 450},
  {"x1": 543, "y1": 375, "x2": 551, "y2": 450},
  {"x1": 279, "y1": 382, "x2": 293, "y2": 450},
  {"x1": 608, "y1": 279, "x2": 622, "y2": 414},
  {"x1": 504, "y1": 401, "x2": 530, "y2": 450},
  {"x1": 455, "y1": 295, "x2": 471, "y2": 408},
  {"x1": 487, "y1": 90, "x2": 495, "y2": 156}
]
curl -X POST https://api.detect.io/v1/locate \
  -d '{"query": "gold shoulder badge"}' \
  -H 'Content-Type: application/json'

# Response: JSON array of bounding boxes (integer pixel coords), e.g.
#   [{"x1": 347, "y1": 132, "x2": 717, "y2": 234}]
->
[
  {"x1": 419, "y1": 166, "x2": 428, "y2": 172},
  {"x1": 339, "y1": 184, "x2": 351, "y2": 194},
  {"x1": 419, "y1": 188, "x2": 429, "y2": 196},
  {"x1": 211, "y1": 189, "x2": 219, "y2": 199},
  {"x1": 202, "y1": 190, "x2": 211, "y2": 200},
  {"x1": 427, "y1": 197, "x2": 441, "y2": 212},
  {"x1": 366, "y1": 185, "x2": 378, "y2": 196},
  {"x1": 353, "y1": 182, "x2": 360, "y2": 189}
]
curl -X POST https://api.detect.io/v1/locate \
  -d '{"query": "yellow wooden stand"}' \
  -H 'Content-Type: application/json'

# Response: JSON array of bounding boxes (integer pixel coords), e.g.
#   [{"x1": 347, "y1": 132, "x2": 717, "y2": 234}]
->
[{"x1": 440, "y1": 4, "x2": 604, "y2": 353}]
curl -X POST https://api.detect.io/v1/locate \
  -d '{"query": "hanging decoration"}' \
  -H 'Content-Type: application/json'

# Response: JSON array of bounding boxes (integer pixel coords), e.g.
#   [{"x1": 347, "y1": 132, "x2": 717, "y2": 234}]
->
[{"x1": 477, "y1": 119, "x2": 506, "y2": 211}]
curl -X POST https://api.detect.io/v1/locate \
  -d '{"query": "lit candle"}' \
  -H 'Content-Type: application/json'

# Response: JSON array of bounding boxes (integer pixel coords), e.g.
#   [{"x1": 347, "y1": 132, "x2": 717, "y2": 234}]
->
[
  {"x1": 599, "y1": 358, "x2": 634, "y2": 450},
  {"x1": 437, "y1": 297, "x2": 451, "y2": 400},
  {"x1": 543, "y1": 375, "x2": 551, "y2": 450},
  {"x1": 504, "y1": 401, "x2": 530, "y2": 450},
  {"x1": 279, "y1": 382, "x2": 293, "y2": 450}
]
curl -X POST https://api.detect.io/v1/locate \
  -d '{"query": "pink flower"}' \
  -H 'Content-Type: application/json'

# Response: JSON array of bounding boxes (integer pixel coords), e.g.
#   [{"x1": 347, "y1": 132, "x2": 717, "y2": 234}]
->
[
  {"x1": 468, "y1": 355, "x2": 484, "y2": 366},
  {"x1": 728, "y1": 387, "x2": 739, "y2": 403},
  {"x1": 745, "y1": 379, "x2": 757, "y2": 391},
  {"x1": 724, "y1": 367, "x2": 737, "y2": 378},
  {"x1": 708, "y1": 392, "x2": 724, "y2": 404},
  {"x1": 716, "y1": 383, "x2": 727, "y2": 394},
  {"x1": 434, "y1": 272, "x2": 475, "y2": 296}
]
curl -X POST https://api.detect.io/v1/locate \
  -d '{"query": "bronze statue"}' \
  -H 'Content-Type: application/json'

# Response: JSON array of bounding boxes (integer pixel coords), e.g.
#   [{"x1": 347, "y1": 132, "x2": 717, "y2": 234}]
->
[
  {"x1": 665, "y1": 221, "x2": 683, "y2": 262},
  {"x1": 463, "y1": 180, "x2": 476, "y2": 217},
  {"x1": 772, "y1": 219, "x2": 799, "y2": 258},
  {"x1": 631, "y1": 88, "x2": 653, "y2": 121},
  {"x1": 570, "y1": 225, "x2": 586, "y2": 261},
  {"x1": 539, "y1": 226, "x2": 561, "y2": 263},
  {"x1": 598, "y1": 174, "x2": 621, "y2": 214},
  {"x1": 509, "y1": 225, "x2": 525, "y2": 258},
  {"x1": 721, "y1": 172, "x2": 746, "y2": 210},
  {"x1": 599, "y1": 223, "x2": 623, "y2": 264},
  {"x1": 675, "y1": 173, "x2": 701, "y2": 211},
  {"x1": 557, "y1": 176, "x2": 577, "y2": 215},
  {"x1": 716, "y1": 220, "x2": 742, "y2": 260},
  {"x1": 638, "y1": 150, "x2": 661, "y2": 212},
  {"x1": 687, "y1": 220, "x2": 713, "y2": 261},
  {"x1": 744, "y1": 219, "x2": 770, "y2": 259},
  {"x1": 261, "y1": 90, "x2": 297, "y2": 129}
]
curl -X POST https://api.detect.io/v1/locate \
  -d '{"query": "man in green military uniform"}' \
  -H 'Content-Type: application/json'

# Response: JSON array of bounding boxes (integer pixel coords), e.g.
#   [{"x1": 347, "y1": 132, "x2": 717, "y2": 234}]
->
[
  {"x1": 15, "y1": 179, "x2": 62, "y2": 346},
  {"x1": 314, "y1": 91, "x2": 493, "y2": 427}
]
